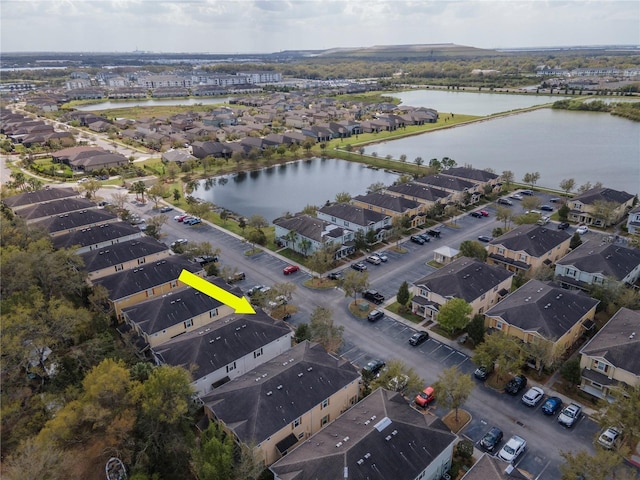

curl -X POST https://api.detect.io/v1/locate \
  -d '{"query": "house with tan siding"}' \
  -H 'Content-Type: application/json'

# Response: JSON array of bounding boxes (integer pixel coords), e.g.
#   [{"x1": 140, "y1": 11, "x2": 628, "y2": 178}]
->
[
  {"x1": 484, "y1": 280, "x2": 599, "y2": 366},
  {"x1": 578, "y1": 307, "x2": 640, "y2": 402},
  {"x1": 52, "y1": 221, "x2": 144, "y2": 253},
  {"x1": 352, "y1": 192, "x2": 426, "y2": 228},
  {"x1": 487, "y1": 224, "x2": 571, "y2": 275},
  {"x1": 202, "y1": 341, "x2": 360, "y2": 466},
  {"x1": 567, "y1": 187, "x2": 634, "y2": 227},
  {"x1": 411, "y1": 257, "x2": 514, "y2": 321}
]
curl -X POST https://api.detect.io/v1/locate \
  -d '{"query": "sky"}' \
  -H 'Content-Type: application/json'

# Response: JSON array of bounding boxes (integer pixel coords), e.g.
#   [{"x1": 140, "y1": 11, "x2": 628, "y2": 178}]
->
[{"x1": 1, "y1": 0, "x2": 638, "y2": 53}]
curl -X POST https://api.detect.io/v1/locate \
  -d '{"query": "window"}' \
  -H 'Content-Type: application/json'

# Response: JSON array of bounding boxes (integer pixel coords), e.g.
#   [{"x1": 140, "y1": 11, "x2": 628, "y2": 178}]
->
[
  {"x1": 331, "y1": 216, "x2": 336, "y2": 222},
  {"x1": 137, "y1": 258, "x2": 146, "y2": 265},
  {"x1": 321, "y1": 398, "x2": 329, "y2": 409},
  {"x1": 519, "y1": 254, "x2": 527, "y2": 262},
  {"x1": 115, "y1": 264, "x2": 124, "y2": 272},
  {"x1": 594, "y1": 360, "x2": 609, "y2": 373},
  {"x1": 254, "y1": 348, "x2": 263, "y2": 359},
  {"x1": 493, "y1": 286, "x2": 498, "y2": 292},
  {"x1": 170, "y1": 280, "x2": 178, "y2": 288},
  {"x1": 478, "y1": 307, "x2": 484, "y2": 314},
  {"x1": 480, "y1": 293, "x2": 486, "y2": 300},
  {"x1": 146, "y1": 289, "x2": 153, "y2": 298},
  {"x1": 209, "y1": 308, "x2": 218, "y2": 318},
  {"x1": 292, "y1": 417, "x2": 301, "y2": 429},
  {"x1": 226, "y1": 362, "x2": 236, "y2": 373},
  {"x1": 498, "y1": 247, "x2": 505, "y2": 255},
  {"x1": 298, "y1": 432, "x2": 305, "y2": 439},
  {"x1": 343, "y1": 221, "x2": 348, "y2": 226},
  {"x1": 184, "y1": 319, "x2": 193, "y2": 329},
  {"x1": 496, "y1": 320, "x2": 503, "y2": 330},
  {"x1": 321, "y1": 415, "x2": 330, "y2": 426}
]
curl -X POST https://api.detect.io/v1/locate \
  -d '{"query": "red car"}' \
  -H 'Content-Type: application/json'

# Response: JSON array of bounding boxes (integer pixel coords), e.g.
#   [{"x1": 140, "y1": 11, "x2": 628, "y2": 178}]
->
[
  {"x1": 415, "y1": 386, "x2": 435, "y2": 408},
  {"x1": 480, "y1": 210, "x2": 489, "y2": 217},
  {"x1": 283, "y1": 265, "x2": 300, "y2": 275}
]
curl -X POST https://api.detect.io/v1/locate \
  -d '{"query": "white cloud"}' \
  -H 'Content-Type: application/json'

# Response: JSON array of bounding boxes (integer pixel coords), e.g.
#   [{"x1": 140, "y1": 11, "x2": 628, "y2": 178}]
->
[{"x1": 1, "y1": 0, "x2": 638, "y2": 52}]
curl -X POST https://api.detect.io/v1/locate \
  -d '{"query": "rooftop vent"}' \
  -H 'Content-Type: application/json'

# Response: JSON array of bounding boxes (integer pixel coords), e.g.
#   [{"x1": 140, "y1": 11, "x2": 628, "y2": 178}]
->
[
  {"x1": 277, "y1": 385, "x2": 283, "y2": 390},
  {"x1": 357, "y1": 459, "x2": 364, "y2": 465},
  {"x1": 298, "y1": 372, "x2": 304, "y2": 377},
  {"x1": 385, "y1": 435, "x2": 392, "y2": 441},
  {"x1": 266, "y1": 391, "x2": 272, "y2": 396},
  {"x1": 544, "y1": 303, "x2": 552, "y2": 309},
  {"x1": 336, "y1": 442, "x2": 342, "y2": 448},
  {"x1": 262, "y1": 373, "x2": 267, "y2": 378},
  {"x1": 364, "y1": 453, "x2": 371, "y2": 459},
  {"x1": 630, "y1": 332, "x2": 636, "y2": 339},
  {"x1": 307, "y1": 367, "x2": 313, "y2": 372},
  {"x1": 343, "y1": 436, "x2": 350, "y2": 442}
]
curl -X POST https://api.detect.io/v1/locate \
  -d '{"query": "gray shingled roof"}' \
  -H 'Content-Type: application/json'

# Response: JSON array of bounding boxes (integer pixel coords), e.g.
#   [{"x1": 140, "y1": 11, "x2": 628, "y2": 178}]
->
[
  {"x1": 202, "y1": 341, "x2": 359, "y2": 446},
  {"x1": 571, "y1": 187, "x2": 634, "y2": 206},
  {"x1": 2, "y1": 187, "x2": 78, "y2": 209},
  {"x1": 489, "y1": 224, "x2": 571, "y2": 257},
  {"x1": 153, "y1": 311, "x2": 292, "y2": 380},
  {"x1": 15, "y1": 197, "x2": 99, "y2": 221},
  {"x1": 270, "y1": 388, "x2": 456, "y2": 480},
  {"x1": 52, "y1": 221, "x2": 141, "y2": 249},
  {"x1": 415, "y1": 257, "x2": 514, "y2": 303},
  {"x1": 386, "y1": 182, "x2": 449, "y2": 202},
  {"x1": 32, "y1": 208, "x2": 118, "y2": 234},
  {"x1": 557, "y1": 242, "x2": 640, "y2": 282},
  {"x1": 580, "y1": 307, "x2": 640, "y2": 376},
  {"x1": 352, "y1": 192, "x2": 420, "y2": 214},
  {"x1": 80, "y1": 236, "x2": 169, "y2": 273},
  {"x1": 444, "y1": 167, "x2": 499, "y2": 183},
  {"x1": 318, "y1": 203, "x2": 388, "y2": 227},
  {"x1": 461, "y1": 453, "x2": 529, "y2": 480},
  {"x1": 93, "y1": 256, "x2": 202, "y2": 301},
  {"x1": 485, "y1": 280, "x2": 599, "y2": 341},
  {"x1": 274, "y1": 214, "x2": 347, "y2": 242},
  {"x1": 413, "y1": 173, "x2": 477, "y2": 192}
]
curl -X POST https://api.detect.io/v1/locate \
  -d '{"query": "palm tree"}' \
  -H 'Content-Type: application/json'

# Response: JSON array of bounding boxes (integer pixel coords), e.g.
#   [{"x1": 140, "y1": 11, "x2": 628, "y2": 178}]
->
[
  {"x1": 131, "y1": 180, "x2": 147, "y2": 202},
  {"x1": 285, "y1": 230, "x2": 297, "y2": 248},
  {"x1": 298, "y1": 238, "x2": 312, "y2": 257}
]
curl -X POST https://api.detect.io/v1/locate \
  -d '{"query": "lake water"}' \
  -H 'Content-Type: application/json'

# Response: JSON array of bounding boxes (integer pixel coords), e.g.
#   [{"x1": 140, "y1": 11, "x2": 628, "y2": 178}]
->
[
  {"x1": 391, "y1": 89, "x2": 570, "y2": 116},
  {"x1": 191, "y1": 158, "x2": 399, "y2": 222},
  {"x1": 366, "y1": 108, "x2": 640, "y2": 195},
  {"x1": 76, "y1": 97, "x2": 232, "y2": 111}
]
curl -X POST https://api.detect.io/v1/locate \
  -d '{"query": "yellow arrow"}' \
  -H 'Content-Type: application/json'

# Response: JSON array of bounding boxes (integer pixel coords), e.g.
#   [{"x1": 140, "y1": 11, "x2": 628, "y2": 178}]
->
[{"x1": 179, "y1": 270, "x2": 256, "y2": 314}]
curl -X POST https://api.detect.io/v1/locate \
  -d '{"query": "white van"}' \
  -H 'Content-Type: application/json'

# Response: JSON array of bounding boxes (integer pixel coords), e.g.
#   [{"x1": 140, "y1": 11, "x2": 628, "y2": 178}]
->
[{"x1": 536, "y1": 215, "x2": 550, "y2": 225}]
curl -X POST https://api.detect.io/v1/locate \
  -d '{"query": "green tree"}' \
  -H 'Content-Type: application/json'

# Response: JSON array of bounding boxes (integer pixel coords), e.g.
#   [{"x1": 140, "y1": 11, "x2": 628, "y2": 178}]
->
[
  {"x1": 592, "y1": 199, "x2": 622, "y2": 226},
  {"x1": 558, "y1": 203, "x2": 570, "y2": 221},
  {"x1": 144, "y1": 214, "x2": 168, "y2": 239},
  {"x1": 501, "y1": 170, "x2": 514, "y2": 190},
  {"x1": 414, "y1": 156, "x2": 423, "y2": 166},
  {"x1": 192, "y1": 422, "x2": 234, "y2": 480},
  {"x1": 248, "y1": 214, "x2": 269, "y2": 231},
  {"x1": 458, "y1": 240, "x2": 487, "y2": 261},
  {"x1": 187, "y1": 201, "x2": 212, "y2": 218},
  {"x1": 335, "y1": 192, "x2": 351, "y2": 203},
  {"x1": 570, "y1": 232, "x2": 583, "y2": 250},
  {"x1": 521, "y1": 195, "x2": 542, "y2": 212},
  {"x1": 396, "y1": 281, "x2": 411, "y2": 312},
  {"x1": 596, "y1": 384, "x2": 640, "y2": 447},
  {"x1": 473, "y1": 331, "x2": 525, "y2": 384},
  {"x1": 130, "y1": 180, "x2": 147, "y2": 202},
  {"x1": 371, "y1": 359, "x2": 423, "y2": 395},
  {"x1": 246, "y1": 228, "x2": 267, "y2": 246},
  {"x1": 559, "y1": 358, "x2": 582, "y2": 387},
  {"x1": 560, "y1": 448, "x2": 633, "y2": 480},
  {"x1": 78, "y1": 178, "x2": 102, "y2": 199},
  {"x1": 433, "y1": 366, "x2": 475, "y2": 421},
  {"x1": 465, "y1": 314, "x2": 486, "y2": 345},
  {"x1": 173, "y1": 188, "x2": 181, "y2": 202},
  {"x1": 495, "y1": 205, "x2": 512, "y2": 230},
  {"x1": 342, "y1": 269, "x2": 370, "y2": 306},
  {"x1": 147, "y1": 183, "x2": 168, "y2": 209},
  {"x1": 559, "y1": 178, "x2": 575, "y2": 197},
  {"x1": 367, "y1": 182, "x2": 386, "y2": 194},
  {"x1": 294, "y1": 323, "x2": 312, "y2": 344},
  {"x1": 307, "y1": 244, "x2": 336, "y2": 276},
  {"x1": 522, "y1": 171, "x2": 540, "y2": 188},
  {"x1": 437, "y1": 298, "x2": 473, "y2": 334},
  {"x1": 309, "y1": 307, "x2": 344, "y2": 353}
]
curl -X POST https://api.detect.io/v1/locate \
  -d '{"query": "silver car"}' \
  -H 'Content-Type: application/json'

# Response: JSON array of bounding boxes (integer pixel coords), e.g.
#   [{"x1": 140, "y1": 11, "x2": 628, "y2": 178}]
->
[
  {"x1": 521, "y1": 387, "x2": 544, "y2": 407},
  {"x1": 558, "y1": 403, "x2": 582, "y2": 428}
]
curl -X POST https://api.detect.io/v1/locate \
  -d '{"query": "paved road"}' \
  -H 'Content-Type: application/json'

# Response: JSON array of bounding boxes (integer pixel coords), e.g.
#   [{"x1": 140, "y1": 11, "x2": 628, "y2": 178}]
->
[{"x1": 113, "y1": 189, "x2": 613, "y2": 480}]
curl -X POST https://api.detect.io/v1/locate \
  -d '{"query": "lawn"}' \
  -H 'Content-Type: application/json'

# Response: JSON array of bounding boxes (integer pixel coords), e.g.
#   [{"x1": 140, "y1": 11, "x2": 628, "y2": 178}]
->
[
  {"x1": 303, "y1": 277, "x2": 337, "y2": 290},
  {"x1": 348, "y1": 300, "x2": 373, "y2": 319},
  {"x1": 385, "y1": 302, "x2": 424, "y2": 324}
]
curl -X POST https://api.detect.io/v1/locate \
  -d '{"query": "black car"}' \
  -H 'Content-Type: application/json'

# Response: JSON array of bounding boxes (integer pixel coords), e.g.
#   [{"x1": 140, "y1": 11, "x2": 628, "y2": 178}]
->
[
  {"x1": 505, "y1": 375, "x2": 527, "y2": 395},
  {"x1": 160, "y1": 206, "x2": 174, "y2": 213},
  {"x1": 426, "y1": 228, "x2": 442, "y2": 238},
  {"x1": 470, "y1": 211, "x2": 483, "y2": 218},
  {"x1": 540, "y1": 205, "x2": 554, "y2": 212},
  {"x1": 410, "y1": 235, "x2": 425, "y2": 245},
  {"x1": 363, "y1": 359, "x2": 386, "y2": 377},
  {"x1": 478, "y1": 235, "x2": 493, "y2": 243},
  {"x1": 480, "y1": 427, "x2": 504, "y2": 452},
  {"x1": 558, "y1": 222, "x2": 570, "y2": 230},
  {"x1": 409, "y1": 331, "x2": 429, "y2": 346},
  {"x1": 193, "y1": 254, "x2": 219, "y2": 266},
  {"x1": 327, "y1": 272, "x2": 343, "y2": 281},
  {"x1": 417, "y1": 233, "x2": 431, "y2": 242},
  {"x1": 351, "y1": 262, "x2": 367, "y2": 272},
  {"x1": 363, "y1": 289, "x2": 385, "y2": 305},
  {"x1": 367, "y1": 309, "x2": 384, "y2": 322}
]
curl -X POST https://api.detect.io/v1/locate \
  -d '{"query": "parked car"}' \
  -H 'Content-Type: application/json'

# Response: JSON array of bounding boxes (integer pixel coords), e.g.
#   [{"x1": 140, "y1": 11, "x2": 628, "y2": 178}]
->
[
  {"x1": 366, "y1": 255, "x2": 382, "y2": 265},
  {"x1": 175, "y1": 214, "x2": 189, "y2": 222},
  {"x1": 268, "y1": 295, "x2": 288, "y2": 309},
  {"x1": 497, "y1": 198, "x2": 513, "y2": 206},
  {"x1": 576, "y1": 225, "x2": 589, "y2": 235},
  {"x1": 170, "y1": 238, "x2": 188, "y2": 251},
  {"x1": 159, "y1": 206, "x2": 174, "y2": 213},
  {"x1": 536, "y1": 215, "x2": 550, "y2": 226},
  {"x1": 498, "y1": 435, "x2": 527, "y2": 462},
  {"x1": 417, "y1": 233, "x2": 431, "y2": 242},
  {"x1": 410, "y1": 235, "x2": 425, "y2": 245},
  {"x1": 510, "y1": 193, "x2": 523, "y2": 200},
  {"x1": 480, "y1": 210, "x2": 489, "y2": 217},
  {"x1": 226, "y1": 271, "x2": 246, "y2": 284},
  {"x1": 414, "y1": 386, "x2": 435, "y2": 408},
  {"x1": 540, "y1": 205, "x2": 554, "y2": 212},
  {"x1": 364, "y1": 289, "x2": 385, "y2": 304},
  {"x1": 549, "y1": 197, "x2": 561, "y2": 203},
  {"x1": 558, "y1": 403, "x2": 582, "y2": 428},
  {"x1": 474, "y1": 366, "x2": 491, "y2": 380},
  {"x1": 557, "y1": 222, "x2": 570, "y2": 230},
  {"x1": 362, "y1": 359, "x2": 385, "y2": 377},
  {"x1": 193, "y1": 255, "x2": 218, "y2": 266},
  {"x1": 283, "y1": 265, "x2": 300, "y2": 275},
  {"x1": 541, "y1": 396, "x2": 563, "y2": 415},
  {"x1": 521, "y1": 190, "x2": 534, "y2": 196},
  {"x1": 351, "y1": 262, "x2": 367, "y2": 272},
  {"x1": 426, "y1": 228, "x2": 442, "y2": 238},
  {"x1": 480, "y1": 427, "x2": 504, "y2": 452},
  {"x1": 185, "y1": 217, "x2": 202, "y2": 225},
  {"x1": 470, "y1": 211, "x2": 483, "y2": 218},
  {"x1": 327, "y1": 272, "x2": 343, "y2": 281},
  {"x1": 367, "y1": 309, "x2": 384, "y2": 322},
  {"x1": 597, "y1": 427, "x2": 621, "y2": 450},
  {"x1": 246, "y1": 285, "x2": 266, "y2": 297},
  {"x1": 505, "y1": 375, "x2": 527, "y2": 395},
  {"x1": 409, "y1": 331, "x2": 429, "y2": 346},
  {"x1": 521, "y1": 387, "x2": 544, "y2": 407},
  {"x1": 377, "y1": 253, "x2": 388, "y2": 262},
  {"x1": 478, "y1": 235, "x2": 493, "y2": 243}
]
